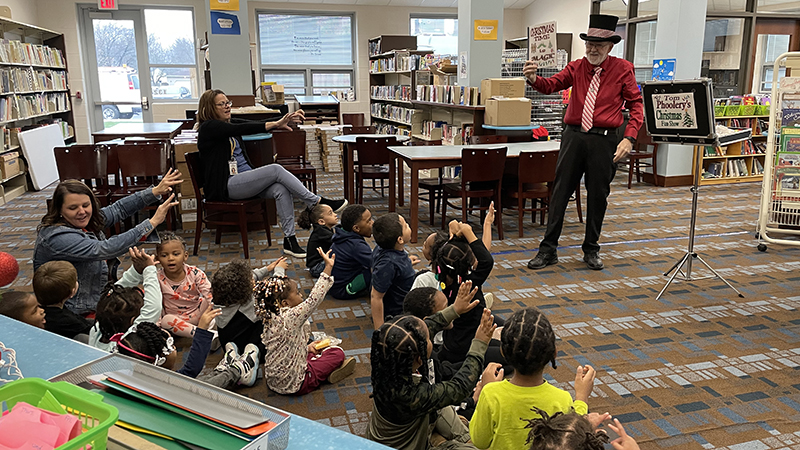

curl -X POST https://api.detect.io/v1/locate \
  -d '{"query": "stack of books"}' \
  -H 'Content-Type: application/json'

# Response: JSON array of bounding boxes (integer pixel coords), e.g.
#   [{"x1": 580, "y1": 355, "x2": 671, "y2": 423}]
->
[
  {"x1": 317, "y1": 127, "x2": 342, "y2": 173},
  {"x1": 298, "y1": 125, "x2": 323, "y2": 169}
]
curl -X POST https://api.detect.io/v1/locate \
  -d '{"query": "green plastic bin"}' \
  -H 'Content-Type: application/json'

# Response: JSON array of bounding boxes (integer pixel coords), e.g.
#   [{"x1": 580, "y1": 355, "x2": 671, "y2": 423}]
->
[
  {"x1": 740, "y1": 104, "x2": 757, "y2": 116},
  {"x1": 0, "y1": 378, "x2": 118, "y2": 450},
  {"x1": 724, "y1": 105, "x2": 741, "y2": 117},
  {"x1": 757, "y1": 105, "x2": 770, "y2": 116},
  {"x1": 714, "y1": 105, "x2": 726, "y2": 117}
]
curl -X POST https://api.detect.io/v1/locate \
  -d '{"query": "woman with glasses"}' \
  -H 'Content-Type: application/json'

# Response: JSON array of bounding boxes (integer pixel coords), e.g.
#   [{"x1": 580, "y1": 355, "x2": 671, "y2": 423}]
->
[{"x1": 196, "y1": 89, "x2": 346, "y2": 258}]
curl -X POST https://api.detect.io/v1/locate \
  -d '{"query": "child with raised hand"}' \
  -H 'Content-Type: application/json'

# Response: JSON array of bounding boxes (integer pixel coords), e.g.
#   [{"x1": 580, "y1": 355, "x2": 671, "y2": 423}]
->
[
  {"x1": 297, "y1": 204, "x2": 338, "y2": 278},
  {"x1": 469, "y1": 307, "x2": 597, "y2": 450},
  {"x1": 33, "y1": 261, "x2": 92, "y2": 339},
  {"x1": 366, "y1": 301, "x2": 501, "y2": 450},
  {"x1": 154, "y1": 232, "x2": 213, "y2": 338},
  {"x1": 607, "y1": 419, "x2": 641, "y2": 450},
  {"x1": 371, "y1": 213, "x2": 420, "y2": 329},
  {"x1": 524, "y1": 409, "x2": 611, "y2": 450},
  {"x1": 330, "y1": 204, "x2": 374, "y2": 299},
  {"x1": 253, "y1": 248, "x2": 355, "y2": 395},
  {"x1": 89, "y1": 247, "x2": 162, "y2": 351},
  {"x1": 0, "y1": 290, "x2": 46, "y2": 329}
]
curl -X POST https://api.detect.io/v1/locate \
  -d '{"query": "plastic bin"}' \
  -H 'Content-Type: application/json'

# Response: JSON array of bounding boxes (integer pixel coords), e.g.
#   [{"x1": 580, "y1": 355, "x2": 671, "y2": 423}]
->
[
  {"x1": 757, "y1": 105, "x2": 770, "y2": 116},
  {"x1": 740, "y1": 104, "x2": 757, "y2": 116},
  {"x1": 0, "y1": 378, "x2": 118, "y2": 450},
  {"x1": 714, "y1": 105, "x2": 726, "y2": 117},
  {"x1": 724, "y1": 105, "x2": 741, "y2": 117}
]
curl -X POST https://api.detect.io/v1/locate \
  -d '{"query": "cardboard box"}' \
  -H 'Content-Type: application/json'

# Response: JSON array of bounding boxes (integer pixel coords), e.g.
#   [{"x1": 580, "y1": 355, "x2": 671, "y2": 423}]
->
[
  {"x1": 480, "y1": 78, "x2": 526, "y2": 105},
  {"x1": 1, "y1": 151, "x2": 20, "y2": 179},
  {"x1": 261, "y1": 84, "x2": 285, "y2": 105},
  {"x1": 174, "y1": 142, "x2": 197, "y2": 163},
  {"x1": 181, "y1": 212, "x2": 198, "y2": 231},
  {"x1": 484, "y1": 98, "x2": 532, "y2": 126},
  {"x1": 179, "y1": 197, "x2": 197, "y2": 214}
]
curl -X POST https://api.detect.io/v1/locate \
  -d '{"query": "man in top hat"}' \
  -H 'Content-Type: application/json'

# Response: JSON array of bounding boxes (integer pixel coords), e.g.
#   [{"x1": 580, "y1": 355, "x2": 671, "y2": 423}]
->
[{"x1": 523, "y1": 14, "x2": 643, "y2": 271}]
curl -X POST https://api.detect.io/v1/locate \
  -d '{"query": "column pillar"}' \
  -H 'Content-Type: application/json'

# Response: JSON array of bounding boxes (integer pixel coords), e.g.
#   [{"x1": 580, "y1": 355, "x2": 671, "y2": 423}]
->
[
  {"x1": 457, "y1": 0, "x2": 504, "y2": 86},
  {"x1": 204, "y1": 0, "x2": 251, "y2": 95},
  {"x1": 651, "y1": 0, "x2": 708, "y2": 182}
]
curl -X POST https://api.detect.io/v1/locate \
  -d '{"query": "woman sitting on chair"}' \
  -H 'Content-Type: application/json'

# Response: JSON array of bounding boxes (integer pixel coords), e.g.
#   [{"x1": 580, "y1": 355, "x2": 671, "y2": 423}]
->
[{"x1": 195, "y1": 89, "x2": 346, "y2": 258}]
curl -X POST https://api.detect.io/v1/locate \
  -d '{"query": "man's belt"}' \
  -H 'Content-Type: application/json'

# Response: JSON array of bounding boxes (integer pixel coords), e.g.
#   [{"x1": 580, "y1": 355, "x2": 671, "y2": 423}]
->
[{"x1": 566, "y1": 124, "x2": 616, "y2": 136}]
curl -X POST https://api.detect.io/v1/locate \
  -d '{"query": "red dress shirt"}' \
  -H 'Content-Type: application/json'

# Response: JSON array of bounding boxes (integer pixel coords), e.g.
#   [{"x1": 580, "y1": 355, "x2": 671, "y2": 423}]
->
[{"x1": 530, "y1": 56, "x2": 643, "y2": 139}]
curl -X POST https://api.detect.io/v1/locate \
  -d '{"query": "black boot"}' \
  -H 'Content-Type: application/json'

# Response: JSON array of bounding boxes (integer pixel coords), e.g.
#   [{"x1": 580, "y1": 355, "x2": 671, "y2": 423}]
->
[{"x1": 283, "y1": 235, "x2": 306, "y2": 258}]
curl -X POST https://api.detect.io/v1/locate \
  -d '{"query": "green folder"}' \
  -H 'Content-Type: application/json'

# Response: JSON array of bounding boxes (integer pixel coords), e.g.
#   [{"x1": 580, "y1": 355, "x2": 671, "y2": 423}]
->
[{"x1": 98, "y1": 390, "x2": 247, "y2": 449}]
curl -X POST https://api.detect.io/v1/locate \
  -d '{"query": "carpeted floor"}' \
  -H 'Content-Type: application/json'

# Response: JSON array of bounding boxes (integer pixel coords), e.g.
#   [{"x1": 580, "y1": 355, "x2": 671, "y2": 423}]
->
[{"x1": 3, "y1": 168, "x2": 800, "y2": 450}]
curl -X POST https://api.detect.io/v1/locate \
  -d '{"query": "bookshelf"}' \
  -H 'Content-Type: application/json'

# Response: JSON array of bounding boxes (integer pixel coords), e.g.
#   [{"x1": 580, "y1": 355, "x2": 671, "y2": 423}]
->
[
  {"x1": 695, "y1": 114, "x2": 769, "y2": 186},
  {"x1": 0, "y1": 16, "x2": 74, "y2": 204}
]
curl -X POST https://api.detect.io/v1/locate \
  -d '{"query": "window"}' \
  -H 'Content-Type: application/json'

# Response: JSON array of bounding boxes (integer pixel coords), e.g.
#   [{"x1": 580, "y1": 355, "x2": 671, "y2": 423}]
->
[
  {"x1": 632, "y1": 20, "x2": 657, "y2": 83},
  {"x1": 144, "y1": 9, "x2": 198, "y2": 100},
  {"x1": 754, "y1": 34, "x2": 790, "y2": 92},
  {"x1": 756, "y1": 0, "x2": 800, "y2": 13},
  {"x1": 702, "y1": 18, "x2": 745, "y2": 97},
  {"x1": 257, "y1": 13, "x2": 355, "y2": 97},
  {"x1": 411, "y1": 16, "x2": 458, "y2": 55},
  {"x1": 600, "y1": 0, "x2": 628, "y2": 18}
]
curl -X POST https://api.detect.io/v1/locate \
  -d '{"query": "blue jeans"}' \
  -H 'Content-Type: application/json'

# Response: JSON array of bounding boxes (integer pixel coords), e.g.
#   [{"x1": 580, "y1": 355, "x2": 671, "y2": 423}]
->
[{"x1": 227, "y1": 164, "x2": 319, "y2": 237}]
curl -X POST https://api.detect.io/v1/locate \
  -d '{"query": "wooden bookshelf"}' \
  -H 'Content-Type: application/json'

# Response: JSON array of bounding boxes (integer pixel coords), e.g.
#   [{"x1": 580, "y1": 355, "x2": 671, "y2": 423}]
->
[
  {"x1": 369, "y1": 45, "x2": 432, "y2": 136},
  {"x1": 694, "y1": 115, "x2": 768, "y2": 186}
]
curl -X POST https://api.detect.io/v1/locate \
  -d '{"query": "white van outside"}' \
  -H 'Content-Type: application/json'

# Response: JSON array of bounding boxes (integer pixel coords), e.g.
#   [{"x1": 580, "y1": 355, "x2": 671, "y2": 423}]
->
[{"x1": 98, "y1": 67, "x2": 142, "y2": 120}]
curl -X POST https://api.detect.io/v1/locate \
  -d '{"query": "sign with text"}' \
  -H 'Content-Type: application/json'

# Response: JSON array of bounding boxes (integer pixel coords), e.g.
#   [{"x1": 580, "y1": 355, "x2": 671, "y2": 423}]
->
[
  {"x1": 473, "y1": 20, "x2": 498, "y2": 41},
  {"x1": 210, "y1": 11, "x2": 241, "y2": 35},
  {"x1": 459, "y1": 51, "x2": 468, "y2": 79},
  {"x1": 528, "y1": 21, "x2": 557, "y2": 69},
  {"x1": 98, "y1": 0, "x2": 117, "y2": 10},
  {"x1": 210, "y1": 0, "x2": 239, "y2": 11},
  {"x1": 653, "y1": 92, "x2": 698, "y2": 129}
]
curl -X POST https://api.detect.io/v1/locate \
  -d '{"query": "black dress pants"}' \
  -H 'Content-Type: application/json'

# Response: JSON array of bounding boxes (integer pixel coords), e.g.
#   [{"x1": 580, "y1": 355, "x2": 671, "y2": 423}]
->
[{"x1": 538, "y1": 125, "x2": 618, "y2": 255}]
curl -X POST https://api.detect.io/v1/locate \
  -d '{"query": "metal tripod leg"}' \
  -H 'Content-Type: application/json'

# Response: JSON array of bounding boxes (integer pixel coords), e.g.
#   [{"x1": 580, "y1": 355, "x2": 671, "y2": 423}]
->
[
  {"x1": 694, "y1": 253, "x2": 744, "y2": 298},
  {"x1": 656, "y1": 252, "x2": 691, "y2": 301}
]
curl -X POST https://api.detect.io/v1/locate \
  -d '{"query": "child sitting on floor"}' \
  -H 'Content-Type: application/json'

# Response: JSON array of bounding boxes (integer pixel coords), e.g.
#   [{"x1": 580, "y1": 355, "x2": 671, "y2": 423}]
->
[
  {"x1": 371, "y1": 213, "x2": 420, "y2": 329},
  {"x1": 0, "y1": 290, "x2": 46, "y2": 329},
  {"x1": 89, "y1": 247, "x2": 162, "y2": 352},
  {"x1": 253, "y1": 249, "x2": 355, "y2": 395},
  {"x1": 329, "y1": 204, "x2": 374, "y2": 299},
  {"x1": 33, "y1": 261, "x2": 92, "y2": 339},
  {"x1": 524, "y1": 408, "x2": 626, "y2": 450},
  {"x1": 298, "y1": 204, "x2": 338, "y2": 278},
  {"x1": 366, "y1": 301, "x2": 501, "y2": 450},
  {"x1": 469, "y1": 307, "x2": 597, "y2": 450},
  {"x1": 154, "y1": 232, "x2": 213, "y2": 338}
]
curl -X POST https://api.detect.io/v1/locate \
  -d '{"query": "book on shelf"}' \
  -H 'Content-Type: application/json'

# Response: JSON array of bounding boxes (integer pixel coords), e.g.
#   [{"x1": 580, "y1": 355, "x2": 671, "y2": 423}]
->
[
  {"x1": 753, "y1": 158, "x2": 764, "y2": 175},
  {"x1": 776, "y1": 151, "x2": 800, "y2": 167},
  {"x1": 415, "y1": 85, "x2": 480, "y2": 106},
  {"x1": 0, "y1": 39, "x2": 65, "y2": 67},
  {"x1": 774, "y1": 166, "x2": 800, "y2": 198},
  {"x1": 703, "y1": 145, "x2": 724, "y2": 157}
]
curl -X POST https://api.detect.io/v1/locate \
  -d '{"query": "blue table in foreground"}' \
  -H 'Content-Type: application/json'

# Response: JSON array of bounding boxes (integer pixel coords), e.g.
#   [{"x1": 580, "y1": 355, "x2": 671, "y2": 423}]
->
[
  {"x1": 331, "y1": 134, "x2": 410, "y2": 203},
  {"x1": 0, "y1": 316, "x2": 389, "y2": 449},
  {"x1": 387, "y1": 141, "x2": 561, "y2": 242}
]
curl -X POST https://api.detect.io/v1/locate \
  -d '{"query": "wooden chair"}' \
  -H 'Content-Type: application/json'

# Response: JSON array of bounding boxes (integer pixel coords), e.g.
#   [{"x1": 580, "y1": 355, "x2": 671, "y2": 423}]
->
[
  {"x1": 354, "y1": 136, "x2": 397, "y2": 203},
  {"x1": 184, "y1": 152, "x2": 272, "y2": 259},
  {"x1": 469, "y1": 135, "x2": 508, "y2": 145},
  {"x1": 618, "y1": 127, "x2": 658, "y2": 189},
  {"x1": 504, "y1": 150, "x2": 559, "y2": 238},
  {"x1": 271, "y1": 130, "x2": 317, "y2": 193},
  {"x1": 113, "y1": 142, "x2": 174, "y2": 230},
  {"x1": 342, "y1": 126, "x2": 375, "y2": 135},
  {"x1": 406, "y1": 140, "x2": 447, "y2": 225},
  {"x1": 342, "y1": 113, "x2": 365, "y2": 127},
  {"x1": 442, "y1": 147, "x2": 507, "y2": 240},
  {"x1": 53, "y1": 144, "x2": 111, "y2": 206}
]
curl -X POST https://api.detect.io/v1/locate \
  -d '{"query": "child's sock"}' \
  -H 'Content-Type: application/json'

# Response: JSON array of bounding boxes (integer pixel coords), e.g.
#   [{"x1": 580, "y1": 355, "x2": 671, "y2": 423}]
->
[{"x1": 160, "y1": 314, "x2": 197, "y2": 338}]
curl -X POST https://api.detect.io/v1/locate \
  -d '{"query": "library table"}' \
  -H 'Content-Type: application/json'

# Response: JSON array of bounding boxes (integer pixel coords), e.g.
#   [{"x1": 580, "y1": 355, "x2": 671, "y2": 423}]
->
[
  {"x1": 387, "y1": 141, "x2": 561, "y2": 243},
  {"x1": 92, "y1": 122, "x2": 182, "y2": 143},
  {"x1": 0, "y1": 315, "x2": 390, "y2": 449},
  {"x1": 331, "y1": 134, "x2": 410, "y2": 203}
]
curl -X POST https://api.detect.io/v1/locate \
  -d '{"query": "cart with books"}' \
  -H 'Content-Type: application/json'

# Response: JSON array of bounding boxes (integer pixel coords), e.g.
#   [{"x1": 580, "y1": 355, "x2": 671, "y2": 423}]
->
[{"x1": 756, "y1": 51, "x2": 800, "y2": 251}]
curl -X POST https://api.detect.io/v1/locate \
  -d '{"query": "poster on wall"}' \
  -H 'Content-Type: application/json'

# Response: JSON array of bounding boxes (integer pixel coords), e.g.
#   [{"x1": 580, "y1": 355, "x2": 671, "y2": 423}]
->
[
  {"x1": 459, "y1": 51, "x2": 468, "y2": 79},
  {"x1": 210, "y1": 0, "x2": 239, "y2": 11},
  {"x1": 652, "y1": 59, "x2": 676, "y2": 81},
  {"x1": 528, "y1": 21, "x2": 557, "y2": 69},
  {"x1": 210, "y1": 11, "x2": 241, "y2": 35},
  {"x1": 652, "y1": 92, "x2": 698, "y2": 129},
  {"x1": 473, "y1": 20, "x2": 498, "y2": 41}
]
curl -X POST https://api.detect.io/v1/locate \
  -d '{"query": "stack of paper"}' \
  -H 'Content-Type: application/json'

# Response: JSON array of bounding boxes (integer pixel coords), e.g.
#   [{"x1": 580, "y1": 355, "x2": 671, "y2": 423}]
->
[
  {"x1": 317, "y1": 127, "x2": 343, "y2": 173},
  {"x1": 298, "y1": 125, "x2": 323, "y2": 169}
]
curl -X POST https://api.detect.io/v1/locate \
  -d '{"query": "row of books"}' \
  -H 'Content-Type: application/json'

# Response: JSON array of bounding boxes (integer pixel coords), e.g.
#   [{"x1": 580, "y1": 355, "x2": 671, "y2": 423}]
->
[
  {"x1": 441, "y1": 123, "x2": 474, "y2": 146},
  {"x1": 375, "y1": 122, "x2": 411, "y2": 136},
  {"x1": 370, "y1": 85, "x2": 413, "y2": 102},
  {"x1": 370, "y1": 103, "x2": 415, "y2": 124},
  {"x1": 741, "y1": 139, "x2": 766, "y2": 155},
  {"x1": 704, "y1": 158, "x2": 752, "y2": 179},
  {"x1": 415, "y1": 85, "x2": 481, "y2": 106},
  {"x1": 0, "y1": 92, "x2": 69, "y2": 121},
  {"x1": 0, "y1": 40, "x2": 65, "y2": 67},
  {"x1": 0, "y1": 125, "x2": 20, "y2": 149},
  {"x1": 1, "y1": 67, "x2": 67, "y2": 93}
]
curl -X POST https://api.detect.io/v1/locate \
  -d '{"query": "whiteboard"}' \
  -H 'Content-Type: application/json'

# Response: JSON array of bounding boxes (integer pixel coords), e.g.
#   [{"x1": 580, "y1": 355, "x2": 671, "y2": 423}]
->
[{"x1": 18, "y1": 124, "x2": 64, "y2": 190}]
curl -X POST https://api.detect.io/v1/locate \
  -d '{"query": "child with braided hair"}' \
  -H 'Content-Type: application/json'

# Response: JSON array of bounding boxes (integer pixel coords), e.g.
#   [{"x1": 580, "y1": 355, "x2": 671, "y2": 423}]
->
[
  {"x1": 254, "y1": 248, "x2": 355, "y2": 395},
  {"x1": 366, "y1": 283, "x2": 503, "y2": 450},
  {"x1": 469, "y1": 307, "x2": 598, "y2": 450},
  {"x1": 524, "y1": 410, "x2": 639, "y2": 450}
]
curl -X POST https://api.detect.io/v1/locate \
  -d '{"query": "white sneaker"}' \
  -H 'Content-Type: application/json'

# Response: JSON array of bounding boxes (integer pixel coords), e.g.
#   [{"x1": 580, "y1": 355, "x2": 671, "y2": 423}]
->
[
  {"x1": 215, "y1": 342, "x2": 239, "y2": 372},
  {"x1": 237, "y1": 344, "x2": 260, "y2": 387}
]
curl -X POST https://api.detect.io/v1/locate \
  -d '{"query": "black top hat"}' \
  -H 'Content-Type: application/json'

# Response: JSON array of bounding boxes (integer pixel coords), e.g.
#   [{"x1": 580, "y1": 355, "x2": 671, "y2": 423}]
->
[{"x1": 580, "y1": 14, "x2": 622, "y2": 44}]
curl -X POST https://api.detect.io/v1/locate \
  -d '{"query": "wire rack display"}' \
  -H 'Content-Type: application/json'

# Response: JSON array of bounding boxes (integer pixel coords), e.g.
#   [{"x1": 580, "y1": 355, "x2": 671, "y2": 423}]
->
[{"x1": 501, "y1": 48, "x2": 567, "y2": 139}]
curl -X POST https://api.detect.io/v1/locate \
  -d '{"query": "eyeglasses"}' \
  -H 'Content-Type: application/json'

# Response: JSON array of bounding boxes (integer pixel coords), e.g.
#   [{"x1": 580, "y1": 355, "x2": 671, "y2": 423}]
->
[
  {"x1": 216, "y1": 101, "x2": 233, "y2": 107},
  {"x1": 585, "y1": 42, "x2": 610, "y2": 50}
]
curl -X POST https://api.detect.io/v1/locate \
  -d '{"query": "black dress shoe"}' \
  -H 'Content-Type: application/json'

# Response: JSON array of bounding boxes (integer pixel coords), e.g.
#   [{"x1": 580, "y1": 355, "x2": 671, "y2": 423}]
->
[
  {"x1": 527, "y1": 252, "x2": 558, "y2": 270},
  {"x1": 583, "y1": 252, "x2": 604, "y2": 270}
]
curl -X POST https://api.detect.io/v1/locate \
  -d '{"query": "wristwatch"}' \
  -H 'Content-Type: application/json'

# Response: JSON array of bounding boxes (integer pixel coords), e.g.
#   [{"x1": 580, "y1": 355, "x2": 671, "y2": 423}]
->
[{"x1": 623, "y1": 136, "x2": 636, "y2": 145}]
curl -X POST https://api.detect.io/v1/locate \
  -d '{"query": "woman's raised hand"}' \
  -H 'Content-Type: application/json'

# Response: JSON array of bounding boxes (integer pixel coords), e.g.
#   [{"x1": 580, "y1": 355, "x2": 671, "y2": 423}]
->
[
  {"x1": 153, "y1": 168, "x2": 182, "y2": 197},
  {"x1": 275, "y1": 110, "x2": 306, "y2": 130},
  {"x1": 149, "y1": 193, "x2": 178, "y2": 228}
]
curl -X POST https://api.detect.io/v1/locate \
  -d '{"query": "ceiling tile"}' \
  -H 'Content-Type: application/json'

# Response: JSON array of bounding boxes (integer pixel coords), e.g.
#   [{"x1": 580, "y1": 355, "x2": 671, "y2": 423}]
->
[
  {"x1": 419, "y1": 0, "x2": 456, "y2": 6},
  {"x1": 387, "y1": 0, "x2": 424, "y2": 5}
]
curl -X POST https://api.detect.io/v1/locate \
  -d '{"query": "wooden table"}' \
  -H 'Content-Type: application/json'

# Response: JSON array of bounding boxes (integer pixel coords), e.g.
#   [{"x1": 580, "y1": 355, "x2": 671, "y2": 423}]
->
[
  {"x1": 331, "y1": 134, "x2": 410, "y2": 203},
  {"x1": 92, "y1": 122, "x2": 183, "y2": 143},
  {"x1": 230, "y1": 106, "x2": 282, "y2": 121},
  {"x1": 388, "y1": 141, "x2": 561, "y2": 242}
]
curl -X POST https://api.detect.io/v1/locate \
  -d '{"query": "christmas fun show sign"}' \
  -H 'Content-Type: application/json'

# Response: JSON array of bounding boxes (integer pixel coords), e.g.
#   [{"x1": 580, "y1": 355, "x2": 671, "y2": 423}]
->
[{"x1": 653, "y1": 92, "x2": 698, "y2": 129}]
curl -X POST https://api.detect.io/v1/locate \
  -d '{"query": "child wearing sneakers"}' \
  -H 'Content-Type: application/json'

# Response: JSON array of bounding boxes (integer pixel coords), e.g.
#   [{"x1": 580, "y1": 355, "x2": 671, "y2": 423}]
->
[
  {"x1": 33, "y1": 261, "x2": 92, "y2": 339},
  {"x1": 253, "y1": 249, "x2": 355, "y2": 395},
  {"x1": 370, "y1": 213, "x2": 420, "y2": 329},
  {"x1": 329, "y1": 205, "x2": 374, "y2": 299},
  {"x1": 297, "y1": 204, "x2": 338, "y2": 278},
  {"x1": 154, "y1": 233, "x2": 213, "y2": 338},
  {"x1": 469, "y1": 307, "x2": 597, "y2": 450}
]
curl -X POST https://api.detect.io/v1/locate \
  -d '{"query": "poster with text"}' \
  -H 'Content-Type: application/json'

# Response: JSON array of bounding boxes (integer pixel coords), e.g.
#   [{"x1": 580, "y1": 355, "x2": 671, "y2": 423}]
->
[
  {"x1": 473, "y1": 20, "x2": 498, "y2": 41},
  {"x1": 653, "y1": 92, "x2": 698, "y2": 129},
  {"x1": 210, "y1": 0, "x2": 239, "y2": 11},
  {"x1": 459, "y1": 52, "x2": 468, "y2": 79},
  {"x1": 528, "y1": 21, "x2": 557, "y2": 69},
  {"x1": 210, "y1": 11, "x2": 240, "y2": 35}
]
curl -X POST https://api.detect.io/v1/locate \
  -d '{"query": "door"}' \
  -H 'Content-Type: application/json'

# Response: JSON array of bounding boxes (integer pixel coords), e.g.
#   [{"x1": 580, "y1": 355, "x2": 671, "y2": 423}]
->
[
  {"x1": 81, "y1": 9, "x2": 154, "y2": 130},
  {"x1": 749, "y1": 19, "x2": 800, "y2": 94}
]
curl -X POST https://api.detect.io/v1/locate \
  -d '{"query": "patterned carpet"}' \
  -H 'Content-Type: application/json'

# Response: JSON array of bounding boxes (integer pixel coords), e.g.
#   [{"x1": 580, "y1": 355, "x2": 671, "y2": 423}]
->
[{"x1": 3, "y1": 168, "x2": 800, "y2": 450}]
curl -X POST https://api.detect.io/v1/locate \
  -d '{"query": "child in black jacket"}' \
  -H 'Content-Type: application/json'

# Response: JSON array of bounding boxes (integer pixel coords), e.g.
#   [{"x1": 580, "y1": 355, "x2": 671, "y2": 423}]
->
[{"x1": 298, "y1": 204, "x2": 338, "y2": 277}]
